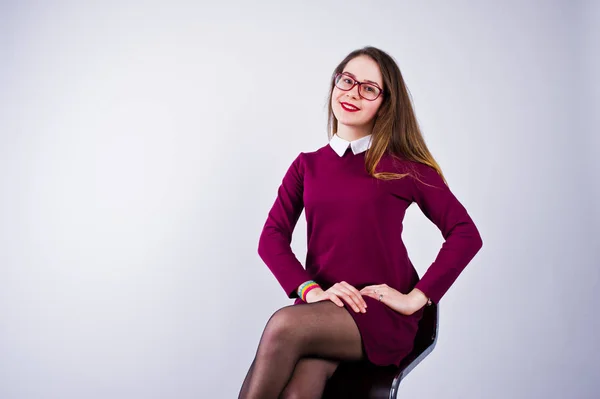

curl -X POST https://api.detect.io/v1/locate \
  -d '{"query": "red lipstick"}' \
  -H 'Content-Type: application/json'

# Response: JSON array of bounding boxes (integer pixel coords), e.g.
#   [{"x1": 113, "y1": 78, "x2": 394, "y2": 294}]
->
[{"x1": 340, "y1": 102, "x2": 360, "y2": 112}]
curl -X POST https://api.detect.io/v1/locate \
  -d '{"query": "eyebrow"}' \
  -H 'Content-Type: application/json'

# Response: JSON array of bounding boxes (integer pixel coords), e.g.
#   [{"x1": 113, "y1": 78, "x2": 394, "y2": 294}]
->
[{"x1": 342, "y1": 71, "x2": 381, "y2": 87}]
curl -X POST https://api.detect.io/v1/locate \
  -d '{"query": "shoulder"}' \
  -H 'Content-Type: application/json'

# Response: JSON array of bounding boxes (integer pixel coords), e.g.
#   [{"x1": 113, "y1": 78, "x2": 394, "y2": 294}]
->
[
  {"x1": 305, "y1": 144, "x2": 330, "y2": 158},
  {"x1": 286, "y1": 144, "x2": 330, "y2": 173},
  {"x1": 293, "y1": 144, "x2": 330, "y2": 165},
  {"x1": 404, "y1": 159, "x2": 441, "y2": 179},
  {"x1": 379, "y1": 153, "x2": 446, "y2": 189},
  {"x1": 377, "y1": 152, "x2": 419, "y2": 176}
]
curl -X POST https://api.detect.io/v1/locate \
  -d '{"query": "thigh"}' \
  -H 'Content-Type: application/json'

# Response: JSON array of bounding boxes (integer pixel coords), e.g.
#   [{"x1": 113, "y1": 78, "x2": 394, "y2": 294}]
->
[
  {"x1": 264, "y1": 300, "x2": 365, "y2": 361},
  {"x1": 280, "y1": 356, "x2": 340, "y2": 399}
]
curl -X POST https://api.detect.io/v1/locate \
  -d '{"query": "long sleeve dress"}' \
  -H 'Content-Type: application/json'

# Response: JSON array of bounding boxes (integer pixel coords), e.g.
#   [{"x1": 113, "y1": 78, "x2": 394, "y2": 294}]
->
[{"x1": 257, "y1": 134, "x2": 483, "y2": 367}]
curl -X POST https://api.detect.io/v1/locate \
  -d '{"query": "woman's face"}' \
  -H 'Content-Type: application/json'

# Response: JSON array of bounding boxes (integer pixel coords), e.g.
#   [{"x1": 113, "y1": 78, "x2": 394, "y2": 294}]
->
[{"x1": 331, "y1": 55, "x2": 384, "y2": 129}]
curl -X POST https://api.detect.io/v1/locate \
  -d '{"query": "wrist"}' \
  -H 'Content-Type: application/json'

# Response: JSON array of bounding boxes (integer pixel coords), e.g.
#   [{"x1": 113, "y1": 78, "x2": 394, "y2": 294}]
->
[
  {"x1": 305, "y1": 287, "x2": 324, "y2": 302},
  {"x1": 297, "y1": 280, "x2": 321, "y2": 302},
  {"x1": 409, "y1": 288, "x2": 431, "y2": 311}
]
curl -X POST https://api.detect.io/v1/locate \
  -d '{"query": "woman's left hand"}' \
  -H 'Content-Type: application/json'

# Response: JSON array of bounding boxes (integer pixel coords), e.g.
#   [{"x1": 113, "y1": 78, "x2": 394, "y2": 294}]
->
[{"x1": 360, "y1": 284, "x2": 415, "y2": 316}]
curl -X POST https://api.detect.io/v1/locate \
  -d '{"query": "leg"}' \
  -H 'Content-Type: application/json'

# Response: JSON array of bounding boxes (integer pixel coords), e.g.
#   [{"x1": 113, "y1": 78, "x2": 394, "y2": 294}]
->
[
  {"x1": 279, "y1": 357, "x2": 340, "y2": 399},
  {"x1": 238, "y1": 358, "x2": 256, "y2": 399},
  {"x1": 238, "y1": 301, "x2": 365, "y2": 399}
]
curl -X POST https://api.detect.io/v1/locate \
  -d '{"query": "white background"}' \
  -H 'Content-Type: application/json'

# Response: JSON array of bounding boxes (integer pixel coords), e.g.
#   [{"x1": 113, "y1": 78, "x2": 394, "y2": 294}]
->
[{"x1": 1, "y1": 1, "x2": 598, "y2": 398}]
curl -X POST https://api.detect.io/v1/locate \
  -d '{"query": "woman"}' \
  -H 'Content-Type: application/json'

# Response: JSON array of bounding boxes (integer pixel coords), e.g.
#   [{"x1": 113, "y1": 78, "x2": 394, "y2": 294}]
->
[{"x1": 238, "y1": 46, "x2": 483, "y2": 399}]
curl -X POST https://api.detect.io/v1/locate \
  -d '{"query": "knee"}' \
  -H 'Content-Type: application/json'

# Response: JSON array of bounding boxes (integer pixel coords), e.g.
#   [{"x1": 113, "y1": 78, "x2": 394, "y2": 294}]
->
[{"x1": 259, "y1": 307, "x2": 297, "y2": 350}]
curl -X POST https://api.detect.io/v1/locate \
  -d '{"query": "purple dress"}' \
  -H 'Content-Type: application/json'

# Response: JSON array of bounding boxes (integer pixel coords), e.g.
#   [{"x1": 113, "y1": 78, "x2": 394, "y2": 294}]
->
[{"x1": 257, "y1": 143, "x2": 483, "y2": 366}]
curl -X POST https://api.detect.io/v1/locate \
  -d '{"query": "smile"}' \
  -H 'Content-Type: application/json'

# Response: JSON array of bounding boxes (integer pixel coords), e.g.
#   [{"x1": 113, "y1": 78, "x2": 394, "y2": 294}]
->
[{"x1": 340, "y1": 102, "x2": 360, "y2": 112}]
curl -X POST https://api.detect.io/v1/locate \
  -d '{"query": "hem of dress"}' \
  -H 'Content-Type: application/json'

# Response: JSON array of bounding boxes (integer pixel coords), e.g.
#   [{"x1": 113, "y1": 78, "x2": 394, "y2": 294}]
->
[
  {"x1": 291, "y1": 297, "x2": 410, "y2": 367},
  {"x1": 343, "y1": 305, "x2": 405, "y2": 367},
  {"x1": 339, "y1": 304, "x2": 370, "y2": 363}
]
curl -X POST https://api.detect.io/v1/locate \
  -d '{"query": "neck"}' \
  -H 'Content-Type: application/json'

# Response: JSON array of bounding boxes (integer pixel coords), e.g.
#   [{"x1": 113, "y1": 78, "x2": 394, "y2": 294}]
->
[{"x1": 335, "y1": 121, "x2": 375, "y2": 142}]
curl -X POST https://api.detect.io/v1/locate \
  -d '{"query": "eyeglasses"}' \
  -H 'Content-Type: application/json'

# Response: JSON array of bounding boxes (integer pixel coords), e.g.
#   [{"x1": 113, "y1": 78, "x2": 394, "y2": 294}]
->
[{"x1": 334, "y1": 72, "x2": 383, "y2": 101}]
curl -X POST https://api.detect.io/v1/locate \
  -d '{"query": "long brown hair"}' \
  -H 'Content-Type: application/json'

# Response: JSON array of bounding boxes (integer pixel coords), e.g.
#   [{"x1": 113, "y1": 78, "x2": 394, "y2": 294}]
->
[{"x1": 326, "y1": 46, "x2": 448, "y2": 186}]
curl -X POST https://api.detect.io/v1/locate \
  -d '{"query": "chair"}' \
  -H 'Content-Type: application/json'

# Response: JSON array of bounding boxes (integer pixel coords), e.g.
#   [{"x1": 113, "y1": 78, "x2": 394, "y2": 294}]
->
[{"x1": 321, "y1": 301, "x2": 439, "y2": 399}]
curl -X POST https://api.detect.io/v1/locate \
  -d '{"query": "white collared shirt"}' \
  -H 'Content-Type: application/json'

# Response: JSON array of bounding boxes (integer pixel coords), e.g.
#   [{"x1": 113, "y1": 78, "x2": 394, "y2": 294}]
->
[{"x1": 329, "y1": 133, "x2": 373, "y2": 157}]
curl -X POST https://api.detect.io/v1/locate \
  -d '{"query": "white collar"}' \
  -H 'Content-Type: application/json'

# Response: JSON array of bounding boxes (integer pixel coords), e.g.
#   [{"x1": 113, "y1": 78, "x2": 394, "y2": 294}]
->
[{"x1": 329, "y1": 133, "x2": 372, "y2": 157}]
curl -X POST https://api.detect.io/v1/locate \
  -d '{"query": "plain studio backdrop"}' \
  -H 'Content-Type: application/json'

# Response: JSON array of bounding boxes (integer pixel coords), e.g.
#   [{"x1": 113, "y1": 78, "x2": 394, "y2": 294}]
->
[{"x1": 0, "y1": 1, "x2": 597, "y2": 398}]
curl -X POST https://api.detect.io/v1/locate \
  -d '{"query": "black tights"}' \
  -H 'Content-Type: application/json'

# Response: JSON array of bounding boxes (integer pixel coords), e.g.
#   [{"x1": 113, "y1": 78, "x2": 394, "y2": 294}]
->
[{"x1": 238, "y1": 300, "x2": 366, "y2": 399}]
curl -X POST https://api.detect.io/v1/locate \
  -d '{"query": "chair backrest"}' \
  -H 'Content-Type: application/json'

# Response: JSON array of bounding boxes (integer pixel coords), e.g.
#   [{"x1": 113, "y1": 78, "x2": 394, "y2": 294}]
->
[
  {"x1": 389, "y1": 301, "x2": 439, "y2": 397},
  {"x1": 322, "y1": 302, "x2": 439, "y2": 399}
]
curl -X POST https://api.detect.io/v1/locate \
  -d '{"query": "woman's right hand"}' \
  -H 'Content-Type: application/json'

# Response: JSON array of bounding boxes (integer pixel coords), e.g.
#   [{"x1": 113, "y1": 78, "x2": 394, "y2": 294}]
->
[{"x1": 305, "y1": 281, "x2": 367, "y2": 313}]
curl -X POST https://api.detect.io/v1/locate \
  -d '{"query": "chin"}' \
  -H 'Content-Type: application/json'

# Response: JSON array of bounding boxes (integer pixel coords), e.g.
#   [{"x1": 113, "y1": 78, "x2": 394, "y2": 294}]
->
[
  {"x1": 337, "y1": 120, "x2": 365, "y2": 129},
  {"x1": 335, "y1": 112, "x2": 360, "y2": 125}
]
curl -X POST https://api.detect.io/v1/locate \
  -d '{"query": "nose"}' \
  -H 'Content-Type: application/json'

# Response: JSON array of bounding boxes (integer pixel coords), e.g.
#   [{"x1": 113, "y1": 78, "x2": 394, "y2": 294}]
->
[{"x1": 346, "y1": 84, "x2": 360, "y2": 99}]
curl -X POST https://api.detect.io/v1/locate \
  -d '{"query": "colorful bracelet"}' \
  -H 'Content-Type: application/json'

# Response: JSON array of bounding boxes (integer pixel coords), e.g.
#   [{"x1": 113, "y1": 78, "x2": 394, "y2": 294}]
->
[{"x1": 297, "y1": 280, "x2": 320, "y2": 302}]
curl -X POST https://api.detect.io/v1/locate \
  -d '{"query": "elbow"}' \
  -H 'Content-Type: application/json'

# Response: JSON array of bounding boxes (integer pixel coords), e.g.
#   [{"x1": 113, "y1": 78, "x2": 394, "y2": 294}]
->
[
  {"x1": 458, "y1": 219, "x2": 483, "y2": 253},
  {"x1": 472, "y1": 226, "x2": 483, "y2": 252},
  {"x1": 475, "y1": 234, "x2": 483, "y2": 252},
  {"x1": 257, "y1": 223, "x2": 292, "y2": 260},
  {"x1": 257, "y1": 226, "x2": 279, "y2": 260},
  {"x1": 257, "y1": 230, "x2": 268, "y2": 259}
]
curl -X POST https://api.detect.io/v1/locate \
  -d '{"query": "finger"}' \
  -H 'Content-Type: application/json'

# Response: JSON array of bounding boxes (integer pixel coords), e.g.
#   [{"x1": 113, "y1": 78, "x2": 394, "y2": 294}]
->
[
  {"x1": 340, "y1": 281, "x2": 367, "y2": 308},
  {"x1": 331, "y1": 286, "x2": 364, "y2": 313},
  {"x1": 360, "y1": 285, "x2": 379, "y2": 294},
  {"x1": 329, "y1": 287, "x2": 360, "y2": 312},
  {"x1": 330, "y1": 286, "x2": 361, "y2": 312},
  {"x1": 327, "y1": 293, "x2": 345, "y2": 307},
  {"x1": 361, "y1": 288, "x2": 375, "y2": 296},
  {"x1": 363, "y1": 292, "x2": 375, "y2": 301},
  {"x1": 337, "y1": 284, "x2": 365, "y2": 310}
]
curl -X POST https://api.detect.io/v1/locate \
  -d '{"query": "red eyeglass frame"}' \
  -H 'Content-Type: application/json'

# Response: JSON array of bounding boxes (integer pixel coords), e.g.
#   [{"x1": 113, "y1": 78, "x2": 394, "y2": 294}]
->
[{"x1": 334, "y1": 72, "x2": 384, "y2": 101}]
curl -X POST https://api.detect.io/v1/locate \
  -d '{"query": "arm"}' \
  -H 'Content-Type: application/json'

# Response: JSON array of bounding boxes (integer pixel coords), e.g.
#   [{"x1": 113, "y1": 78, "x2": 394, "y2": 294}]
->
[
  {"x1": 407, "y1": 287, "x2": 431, "y2": 311},
  {"x1": 408, "y1": 161, "x2": 483, "y2": 306},
  {"x1": 257, "y1": 153, "x2": 314, "y2": 299}
]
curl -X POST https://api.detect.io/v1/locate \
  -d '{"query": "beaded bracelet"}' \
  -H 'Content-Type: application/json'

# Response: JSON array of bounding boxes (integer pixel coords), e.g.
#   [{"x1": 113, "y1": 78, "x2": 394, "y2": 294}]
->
[{"x1": 297, "y1": 280, "x2": 320, "y2": 302}]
